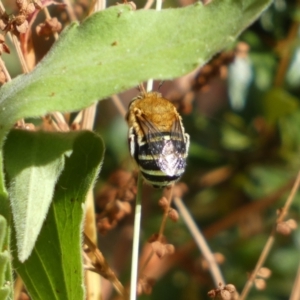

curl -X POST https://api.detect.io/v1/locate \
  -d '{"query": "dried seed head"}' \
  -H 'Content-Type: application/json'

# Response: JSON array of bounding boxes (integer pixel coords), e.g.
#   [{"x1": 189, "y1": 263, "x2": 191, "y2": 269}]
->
[
  {"x1": 220, "y1": 289, "x2": 231, "y2": 300},
  {"x1": 257, "y1": 267, "x2": 272, "y2": 279},
  {"x1": 16, "y1": 0, "x2": 27, "y2": 9},
  {"x1": 224, "y1": 284, "x2": 236, "y2": 293},
  {"x1": 165, "y1": 244, "x2": 175, "y2": 255},
  {"x1": 158, "y1": 196, "x2": 169, "y2": 210},
  {"x1": 286, "y1": 218, "x2": 297, "y2": 230},
  {"x1": 15, "y1": 14, "x2": 27, "y2": 25},
  {"x1": 255, "y1": 278, "x2": 266, "y2": 290},
  {"x1": 16, "y1": 19, "x2": 28, "y2": 33},
  {"x1": 168, "y1": 208, "x2": 179, "y2": 222},
  {"x1": 276, "y1": 221, "x2": 291, "y2": 235},
  {"x1": 214, "y1": 252, "x2": 225, "y2": 264},
  {"x1": 207, "y1": 289, "x2": 217, "y2": 298},
  {"x1": 137, "y1": 276, "x2": 155, "y2": 295},
  {"x1": 36, "y1": 18, "x2": 62, "y2": 37},
  {"x1": 25, "y1": 3, "x2": 36, "y2": 15},
  {"x1": 151, "y1": 241, "x2": 165, "y2": 258}
]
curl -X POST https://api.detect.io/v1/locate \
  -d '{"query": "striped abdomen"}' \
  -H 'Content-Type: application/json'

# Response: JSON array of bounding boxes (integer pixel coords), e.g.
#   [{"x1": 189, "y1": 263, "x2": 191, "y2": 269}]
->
[{"x1": 133, "y1": 132, "x2": 187, "y2": 188}]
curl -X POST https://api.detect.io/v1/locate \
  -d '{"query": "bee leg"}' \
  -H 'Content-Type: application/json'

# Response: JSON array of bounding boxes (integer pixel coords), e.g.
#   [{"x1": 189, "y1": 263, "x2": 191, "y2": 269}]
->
[
  {"x1": 184, "y1": 133, "x2": 190, "y2": 154},
  {"x1": 128, "y1": 127, "x2": 136, "y2": 158}
]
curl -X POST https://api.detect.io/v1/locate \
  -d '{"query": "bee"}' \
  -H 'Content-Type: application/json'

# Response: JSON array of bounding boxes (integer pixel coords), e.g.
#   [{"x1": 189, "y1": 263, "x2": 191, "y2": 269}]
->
[{"x1": 126, "y1": 89, "x2": 189, "y2": 188}]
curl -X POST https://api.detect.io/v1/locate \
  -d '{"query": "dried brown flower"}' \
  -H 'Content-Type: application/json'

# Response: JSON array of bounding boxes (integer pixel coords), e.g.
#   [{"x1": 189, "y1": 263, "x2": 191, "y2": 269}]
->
[
  {"x1": 158, "y1": 196, "x2": 168, "y2": 210},
  {"x1": 208, "y1": 283, "x2": 237, "y2": 300},
  {"x1": 36, "y1": 18, "x2": 62, "y2": 38},
  {"x1": 137, "y1": 276, "x2": 155, "y2": 295},
  {"x1": 254, "y1": 278, "x2": 266, "y2": 290},
  {"x1": 276, "y1": 219, "x2": 297, "y2": 235},
  {"x1": 168, "y1": 208, "x2": 179, "y2": 222},
  {"x1": 96, "y1": 170, "x2": 137, "y2": 234}
]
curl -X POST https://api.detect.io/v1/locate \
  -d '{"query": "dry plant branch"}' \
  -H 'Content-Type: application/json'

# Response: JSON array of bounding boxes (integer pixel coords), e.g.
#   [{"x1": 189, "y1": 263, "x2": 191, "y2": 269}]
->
[
  {"x1": 290, "y1": 262, "x2": 300, "y2": 300},
  {"x1": 173, "y1": 196, "x2": 225, "y2": 287},
  {"x1": 138, "y1": 186, "x2": 174, "y2": 276},
  {"x1": 239, "y1": 170, "x2": 300, "y2": 300},
  {"x1": 84, "y1": 233, "x2": 126, "y2": 297},
  {"x1": 129, "y1": 173, "x2": 143, "y2": 300},
  {"x1": 274, "y1": 17, "x2": 299, "y2": 87},
  {"x1": 144, "y1": 0, "x2": 154, "y2": 9},
  {"x1": 12, "y1": 34, "x2": 29, "y2": 73},
  {"x1": 13, "y1": 276, "x2": 23, "y2": 300},
  {"x1": 62, "y1": 0, "x2": 77, "y2": 21},
  {"x1": 140, "y1": 176, "x2": 295, "y2": 282},
  {"x1": 111, "y1": 94, "x2": 126, "y2": 117},
  {"x1": 81, "y1": 103, "x2": 97, "y2": 130},
  {"x1": 0, "y1": 57, "x2": 11, "y2": 81}
]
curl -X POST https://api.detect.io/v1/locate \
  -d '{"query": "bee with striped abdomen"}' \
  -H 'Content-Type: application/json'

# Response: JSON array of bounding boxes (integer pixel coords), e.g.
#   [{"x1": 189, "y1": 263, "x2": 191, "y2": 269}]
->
[{"x1": 126, "y1": 90, "x2": 189, "y2": 188}]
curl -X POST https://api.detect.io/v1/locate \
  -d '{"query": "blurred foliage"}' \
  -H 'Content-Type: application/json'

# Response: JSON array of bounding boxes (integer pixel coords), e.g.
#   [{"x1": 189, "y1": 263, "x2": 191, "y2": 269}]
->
[{"x1": 95, "y1": 0, "x2": 300, "y2": 299}]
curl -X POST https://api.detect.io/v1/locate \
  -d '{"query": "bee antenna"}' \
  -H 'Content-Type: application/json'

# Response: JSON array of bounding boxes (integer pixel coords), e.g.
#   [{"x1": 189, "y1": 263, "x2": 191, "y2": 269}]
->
[
  {"x1": 138, "y1": 83, "x2": 146, "y2": 95},
  {"x1": 158, "y1": 81, "x2": 164, "y2": 91}
]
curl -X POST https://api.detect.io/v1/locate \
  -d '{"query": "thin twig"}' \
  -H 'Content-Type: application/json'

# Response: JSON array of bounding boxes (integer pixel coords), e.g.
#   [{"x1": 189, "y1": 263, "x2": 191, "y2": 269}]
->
[
  {"x1": 173, "y1": 196, "x2": 225, "y2": 287},
  {"x1": 111, "y1": 94, "x2": 127, "y2": 117},
  {"x1": 62, "y1": 0, "x2": 77, "y2": 22},
  {"x1": 51, "y1": 112, "x2": 69, "y2": 131},
  {"x1": 158, "y1": 187, "x2": 173, "y2": 238},
  {"x1": 138, "y1": 186, "x2": 174, "y2": 275},
  {"x1": 130, "y1": 174, "x2": 143, "y2": 300},
  {"x1": 81, "y1": 103, "x2": 97, "y2": 130},
  {"x1": 239, "y1": 170, "x2": 300, "y2": 300},
  {"x1": 144, "y1": 0, "x2": 154, "y2": 9},
  {"x1": 0, "y1": 57, "x2": 11, "y2": 81},
  {"x1": 137, "y1": 177, "x2": 296, "y2": 282},
  {"x1": 11, "y1": 34, "x2": 29, "y2": 74},
  {"x1": 274, "y1": 20, "x2": 299, "y2": 87},
  {"x1": 84, "y1": 233, "x2": 126, "y2": 297},
  {"x1": 13, "y1": 276, "x2": 23, "y2": 300},
  {"x1": 290, "y1": 262, "x2": 300, "y2": 300}
]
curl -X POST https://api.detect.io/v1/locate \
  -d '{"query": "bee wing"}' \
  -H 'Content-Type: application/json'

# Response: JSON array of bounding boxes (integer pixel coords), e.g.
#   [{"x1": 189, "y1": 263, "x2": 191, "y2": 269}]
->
[
  {"x1": 157, "y1": 117, "x2": 187, "y2": 176},
  {"x1": 136, "y1": 113, "x2": 186, "y2": 177}
]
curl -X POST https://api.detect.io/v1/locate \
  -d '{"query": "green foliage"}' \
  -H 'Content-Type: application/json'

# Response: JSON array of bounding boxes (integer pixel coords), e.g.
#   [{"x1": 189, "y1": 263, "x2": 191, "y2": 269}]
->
[
  {"x1": 0, "y1": 0, "x2": 271, "y2": 142},
  {"x1": 0, "y1": 216, "x2": 9, "y2": 300},
  {"x1": 8, "y1": 130, "x2": 104, "y2": 299},
  {"x1": 0, "y1": 0, "x2": 274, "y2": 299}
]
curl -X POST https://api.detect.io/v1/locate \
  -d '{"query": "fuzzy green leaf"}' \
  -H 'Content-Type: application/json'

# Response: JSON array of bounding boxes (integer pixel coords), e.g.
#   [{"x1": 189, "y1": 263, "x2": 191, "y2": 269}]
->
[
  {"x1": 11, "y1": 130, "x2": 104, "y2": 300},
  {"x1": 0, "y1": 0, "x2": 272, "y2": 140},
  {"x1": 0, "y1": 216, "x2": 9, "y2": 300},
  {"x1": 4, "y1": 131, "x2": 70, "y2": 262}
]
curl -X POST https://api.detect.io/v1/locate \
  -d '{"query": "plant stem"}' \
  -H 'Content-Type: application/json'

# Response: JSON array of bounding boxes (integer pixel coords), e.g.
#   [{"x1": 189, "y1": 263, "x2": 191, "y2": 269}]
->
[
  {"x1": 173, "y1": 196, "x2": 225, "y2": 287},
  {"x1": 290, "y1": 262, "x2": 300, "y2": 300},
  {"x1": 130, "y1": 173, "x2": 143, "y2": 300},
  {"x1": 239, "y1": 170, "x2": 300, "y2": 300}
]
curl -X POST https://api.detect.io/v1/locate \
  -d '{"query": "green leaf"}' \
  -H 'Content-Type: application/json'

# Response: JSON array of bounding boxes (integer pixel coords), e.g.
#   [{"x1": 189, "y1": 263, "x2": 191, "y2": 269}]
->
[
  {"x1": 221, "y1": 125, "x2": 252, "y2": 150},
  {"x1": 0, "y1": 0, "x2": 272, "y2": 140},
  {"x1": 4, "y1": 131, "x2": 70, "y2": 262},
  {"x1": 263, "y1": 87, "x2": 299, "y2": 124},
  {"x1": 11, "y1": 130, "x2": 104, "y2": 300},
  {"x1": 0, "y1": 216, "x2": 9, "y2": 300}
]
